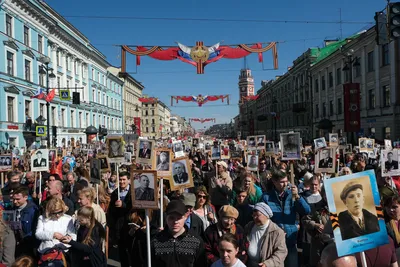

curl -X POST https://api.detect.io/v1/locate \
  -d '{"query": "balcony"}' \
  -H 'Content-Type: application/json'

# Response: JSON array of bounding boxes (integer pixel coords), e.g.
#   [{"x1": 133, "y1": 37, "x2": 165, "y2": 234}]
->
[{"x1": 292, "y1": 102, "x2": 308, "y2": 113}]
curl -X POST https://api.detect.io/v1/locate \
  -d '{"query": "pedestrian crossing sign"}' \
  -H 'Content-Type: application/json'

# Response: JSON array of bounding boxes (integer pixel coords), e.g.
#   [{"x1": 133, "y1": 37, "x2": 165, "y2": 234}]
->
[
  {"x1": 36, "y1": 126, "x2": 47, "y2": 136},
  {"x1": 60, "y1": 90, "x2": 70, "y2": 100}
]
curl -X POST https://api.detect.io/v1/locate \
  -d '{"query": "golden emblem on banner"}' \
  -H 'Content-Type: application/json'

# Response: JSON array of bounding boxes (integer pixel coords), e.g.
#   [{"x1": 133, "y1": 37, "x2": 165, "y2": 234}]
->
[{"x1": 190, "y1": 44, "x2": 210, "y2": 62}]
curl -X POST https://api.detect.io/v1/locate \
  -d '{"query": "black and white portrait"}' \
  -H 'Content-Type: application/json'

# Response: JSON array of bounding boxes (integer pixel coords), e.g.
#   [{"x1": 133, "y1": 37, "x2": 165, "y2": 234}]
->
[
  {"x1": 31, "y1": 149, "x2": 49, "y2": 172},
  {"x1": 98, "y1": 156, "x2": 110, "y2": 171},
  {"x1": 359, "y1": 138, "x2": 374, "y2": 153},
  {"x1": 0, "y1": 154, "x2": 12, "y2": 172},
  {"x1": 90, "y1": 158, "x2": 101, "y2": 184},
  {"x1": 329, "y1": 133, "x2": 339, "y2": 147},
  {"x1": 265, "y1": 141, "x2": 275, "y2": 155},
  {"x1": 315, "y1": 148, "x2": 336, "y2": 173},
  {"x1": 136, "y1": 139, "x2": 154, "y2": 165},
  {"x1": 173, "y1": 140, "x2": 185, "y2": 158},
  {"x1": 314, "y1": 137, "x2": 327, "y2": 149},
  {"x1": 230, "y1": 149, "x2": 242, "y2": 160},
  {"x1": 107, "y1": 137, "x2": 124, "y2": 158},
  {"x1": 205, "y1": 142, "x2": 211, "y2": 151},
  {"x1": 131, "y1": 170, "x2": 158, "y2": 209},
  {"x1": 154, "y1": 149, "x2": 172, "y2": 178},
  {"x1": 280, "y1": 133, "x2": 301, "y2": 160},
  {"x1": 247, "y1": 154, "x2": 258, "y2": 171},
  {"x1": 192, "y1": 138, "x2": 199, "y2": 147},
  {"x1": 211, "y1": 145, "x2": 221, "y2": 160},
  {"x1": 385, "y1": 139, "x2": 393, "y2": 150},
  {"x1": 170, "y1": 157, "x2": 194, "y2": 191},
  {"x1": 256, "y1": 135, "x2": 265, "y2": 148},
  {"x1": 339, "y1": 137, "x2": 347, "y2": 146},
  {"x1": 124, "y1": 152, "x2": 132, "y2": 165},
  {"x1": 345, "y1": 144, "x2": 353, "y2": 154},
  {"x1": 247, "y1": 136, "x2": 256, "y2": 150},
  {"x1": 381, "y1": 150, "x2": 400, "y2": 177}
]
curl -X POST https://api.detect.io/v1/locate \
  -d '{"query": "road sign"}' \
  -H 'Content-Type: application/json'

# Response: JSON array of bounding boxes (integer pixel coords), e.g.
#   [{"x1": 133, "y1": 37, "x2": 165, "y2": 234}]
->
[
  {"x1": 36, "y1": 126, "x2": 47, "y2": 136},
  {"x1": 60, "y1": 90, "x2": 70, "y2": 100}
]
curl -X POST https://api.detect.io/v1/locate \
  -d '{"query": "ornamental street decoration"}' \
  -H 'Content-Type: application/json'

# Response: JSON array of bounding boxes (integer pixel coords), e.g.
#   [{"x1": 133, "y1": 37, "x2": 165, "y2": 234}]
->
[
  {"x1": 171, "y1": 94, "x2": 229, "y2": 107},
  {"x1": 241, "y1": 95, "x2": 259, "y2": 103},
  {"x1": 121, "y1": 41, "x2": 278, "y2": 74},
  {"x1": 189, "y1": 118, "x2": 216, "y2": 123},
  {"x1": 139, "y1": 97, "x2": 158, "y2": 103}
]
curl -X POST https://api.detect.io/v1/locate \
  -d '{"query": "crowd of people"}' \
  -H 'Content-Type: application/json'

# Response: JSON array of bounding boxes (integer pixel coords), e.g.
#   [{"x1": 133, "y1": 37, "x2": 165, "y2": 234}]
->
[{"x1": 0, "y1": 139, "x2": 399, "y2": 267}]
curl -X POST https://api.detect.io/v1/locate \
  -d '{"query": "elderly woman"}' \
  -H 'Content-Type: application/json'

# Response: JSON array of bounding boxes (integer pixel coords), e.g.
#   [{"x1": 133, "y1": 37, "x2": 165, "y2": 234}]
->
[
  {"x1": 77, "y1": 187, "x2": 106, "y2": 226},
  {"x1": 35, "y1": 198, "x2": 76, "y2": 254},
  {"x1": 231, "y1": 172, "x2": 262, "y2": 206},
  {"x1": 244, "y1": 203, "x2": 287, "y2": 267},
  {"x1": 193, "y1": 185, "x2": 217, "y2": 231},
  {"x1": 339, "y1": 167, "x2": 352, "y2": 176}
]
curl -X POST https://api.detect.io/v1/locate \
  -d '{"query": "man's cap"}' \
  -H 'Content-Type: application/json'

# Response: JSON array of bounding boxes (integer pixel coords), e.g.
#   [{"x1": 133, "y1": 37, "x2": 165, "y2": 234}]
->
[
  {"x1": 182, "y1": 193, "x2": 196, "y2": 207},
  {"x1": 340, "y1": 182, "x2": 363, "y2": 201},
  {"x1": 216, "y1": 161, "x2": 228, "y2": 169},
  {"x1": 166, "y1": 200, "x2": 187, "y2": 216},
  {"x1": 219, "y1": 205, "x2": 239, "y2": 219}
]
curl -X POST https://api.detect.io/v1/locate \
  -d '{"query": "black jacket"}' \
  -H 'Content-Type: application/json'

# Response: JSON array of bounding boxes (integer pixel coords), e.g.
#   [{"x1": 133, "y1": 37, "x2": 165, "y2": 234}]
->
[
  {"x1": 69, "y1": 221, "x2": 107, "y2": 267},
  {"x1": 151, "y1": 226, "x2": 206, "y2": 267},
  {"x1": 188, "y1": 213, "x2": 205, "y2": 240},
  {"x1": 107, "y1": 187, "x2": 132, "y2": 241},
  {"x1": 338, "y1": 209, "x2": 380, "y2": 240}
]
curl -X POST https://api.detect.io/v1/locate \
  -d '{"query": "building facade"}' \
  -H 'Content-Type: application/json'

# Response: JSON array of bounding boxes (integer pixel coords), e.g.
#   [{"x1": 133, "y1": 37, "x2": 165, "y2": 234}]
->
[
  {"x1": 311, "y1": 27, "x2": 400, "y2": 142},
  {"x1": 108, "y1": 66, "x2": 144, "y2": 139},
  {"x1": 141, "y1": 99, "x2": 171, "y2": 140},
  {"x1": 0, "y1": 0, "x2": 123, "y2": 148}
]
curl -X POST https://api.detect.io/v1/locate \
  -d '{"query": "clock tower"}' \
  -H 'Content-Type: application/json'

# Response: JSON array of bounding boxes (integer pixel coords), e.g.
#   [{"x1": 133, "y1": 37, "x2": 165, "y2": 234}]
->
[{"x1": 238, "y1": 68, "x2": 254, "y2": 104}]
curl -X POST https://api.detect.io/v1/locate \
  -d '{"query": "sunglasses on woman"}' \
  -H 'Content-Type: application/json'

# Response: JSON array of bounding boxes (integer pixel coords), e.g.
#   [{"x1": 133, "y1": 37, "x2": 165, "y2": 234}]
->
[
  {"x1": 50, "y1": 210, "x2": 63, "y2": 216},
  {"x1": 197, "y1": 195, "x2": 207, "y2": 199}
]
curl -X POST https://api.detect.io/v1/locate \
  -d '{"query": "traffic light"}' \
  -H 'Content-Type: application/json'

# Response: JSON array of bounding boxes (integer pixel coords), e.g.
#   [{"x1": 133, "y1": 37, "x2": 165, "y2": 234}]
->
[
  {"x1": 72, "y1": 92, "x2": 80, "y2": 105},
  {"x1": 375, "y1": 12, "x2": 389, "y2": 45},
  {"x1": 388, "y1": 2, "x2": 400, "y2": 39}
]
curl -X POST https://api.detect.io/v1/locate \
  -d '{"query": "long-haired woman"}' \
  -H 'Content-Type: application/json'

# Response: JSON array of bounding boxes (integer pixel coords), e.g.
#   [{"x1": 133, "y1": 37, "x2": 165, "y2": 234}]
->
[
  {"x1": 77, "y1": 187, "x2": 106, "y2": 226},
  {"x1": 61, "y1": 206, "x2": 107, "y2": 267},
  {"x1": 193, "y1": 185, "x2": 217, "y2": 231},
  {"x1": 231, "y1": 172, "x2": 262, "y2": 205}
]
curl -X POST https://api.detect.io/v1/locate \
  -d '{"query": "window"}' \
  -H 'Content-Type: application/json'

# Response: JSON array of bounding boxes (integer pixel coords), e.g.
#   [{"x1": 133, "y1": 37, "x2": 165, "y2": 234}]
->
[
  {"x1": 98, "y1": 92, "x2": 101, "y2": 104},
  {"x1": 322, "y1": 76, "x2": 326, "y2": 90},
  {"x1": 106, "y1": 96, "x2": 109, "y2": 106},
  {"x1": 74, "y1": 61, "x2": 77, "y2": 74},
  {"x1": 92, "y1": 89, "x2": 96, "y2": 102},
  {"x1": 6, "y1": 51, "x2": 14, "y2": 76},
  {"x1": 71, "y1": 110, "x2": 75, "y2": 127},
  {"x1": 329, "y1": 100, "x2": 334, "y2": 116},
  {"x1": 322, "y1": 102, "x2": 326, "y2": 117},
  {"x1": 38, "y1": 35, "x2": 43, "y2": 53},
  {"x1": 57, "y1": 77, "x2": 61, "y2": 89},
  {"x1": 24, "y1": 60, "x2": 31, "y2": 81},
  {"x1": 66, "y1": 56, "x2": 69, "y2": 71},
  {"x1": 55, "y1": 51, "x2": 60, "y2": 67},
  {"x1": 152, "y1": 119, "x2": 155, "y2": 124},
  {"x1": 7, "y1": 97, "x2": 15, "y2": 122},
  {"x1": 92, "y1": 114, "x2": 96, "y2": 126},
  {"x1": 315, "y1": 104, "x2": 319, "y2": 118},
  {"x1": 86, "y1": 113, "x2": 90, "y2": 128},
  {"x1": 145, "y1": 119, "x2": 148, "y2": 125},
  {"x1": 23, "y1": 26, "x2": 29, "y2": 46},
  {"x1": 382, "y1": 44, "x2": 390, "y2": 66},
  {"x1": 151, "y1": 110, "x2": 155, "y2": 116},
  {"x1": 354, "y1": 57, "x2": 361, "y2": 77},
  {"x1": 328, "y1": 72, "x2": 333, "y2": 87},
  {"x1": 368, "y1": 89, "x2": 375, "y2": 109},
  {"x1": 61, "y1": 109, "x2": 66, "y2": 126},
  {"x1": 337, "y1": 98, "x2": 342, "y2": 114},
  {"x1": 336, "y1": 68, "x2": 341, "y2": 85},
  {"x1": 314, "y1": 79, "x2": 319, "y2": 93},
  {"x1": 66, "y1": 80, "x2": 69, "y2": 89},
  {"x1": 51, "y1": 107, "x2": 56, "y2": 126},
  {"x1": 25, "y1": 100, "x2": 31, "y2": 118},
  {"x1": 152, "y1": 127, "x2": 155, "y2": 133},
  {"x1": 91, "y1": 68, "x2": 94, "y2": 79},
  {"x1": 146, "y1": 127, "x2": 149, "y2": 133},
  {"x1": 367, "y1": 51, "x2": 374, "y2": 72},
  {"x1": 385, "y1": 127, "x2": 391, "y2": 139},
  {"x1": 103, "y1": 93, "x2": 105, "y2": 105},
  {"x1": 39, "y1": 73, "x2": 45, "y2": 86},
  {"x1": 383, "y1": 85, "x2": 391, "y2": 107},
  {"x1": 6, "y1": 15, "x2": 12, "y2": 36}
]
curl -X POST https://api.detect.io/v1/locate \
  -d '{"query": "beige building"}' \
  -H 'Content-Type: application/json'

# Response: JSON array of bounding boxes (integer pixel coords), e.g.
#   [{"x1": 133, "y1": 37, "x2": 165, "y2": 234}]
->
[
  {"x1": 107, "y1": 67, "x2": 144, "y2": 137},
  {"x1": 141, "y1": 99, "x2": 171, "y2": 140}
]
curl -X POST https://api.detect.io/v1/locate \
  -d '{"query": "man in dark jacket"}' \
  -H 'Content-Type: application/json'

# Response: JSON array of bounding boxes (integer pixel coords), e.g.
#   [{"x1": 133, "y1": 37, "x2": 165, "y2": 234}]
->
[
  {"x1": 11, "y1": 186, "x2": 39, "y2": 258},
  {"x1": 151, "y1": 200, "x2": 206, "y2": 267},
  {"x1": 181, "y1": 193, "x2": 204, "y2": 239},
  {"x1": 338, "y1": 181, "x2": 380, "y2": 240},
  {"x1": 108, "y1": 172, "x2": 132, "y2": 267}
]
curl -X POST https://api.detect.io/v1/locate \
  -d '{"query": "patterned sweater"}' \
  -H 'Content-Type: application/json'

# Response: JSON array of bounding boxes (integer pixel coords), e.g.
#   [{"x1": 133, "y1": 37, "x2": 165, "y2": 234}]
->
[{"x1": 151, "y1": 227, "x2": 206, "y2": 267}]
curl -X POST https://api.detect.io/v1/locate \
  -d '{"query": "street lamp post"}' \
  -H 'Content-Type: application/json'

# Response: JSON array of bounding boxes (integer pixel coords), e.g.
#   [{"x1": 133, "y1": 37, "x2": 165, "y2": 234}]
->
[{"x1": 38, "y1": 57, "x2": 56, "y2": 148}]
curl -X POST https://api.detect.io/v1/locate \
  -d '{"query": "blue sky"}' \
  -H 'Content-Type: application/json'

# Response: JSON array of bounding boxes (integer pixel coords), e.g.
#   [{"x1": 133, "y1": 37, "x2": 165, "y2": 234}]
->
[{"x1": 47, "y1": 0, "x2": 383, "y2": 129}]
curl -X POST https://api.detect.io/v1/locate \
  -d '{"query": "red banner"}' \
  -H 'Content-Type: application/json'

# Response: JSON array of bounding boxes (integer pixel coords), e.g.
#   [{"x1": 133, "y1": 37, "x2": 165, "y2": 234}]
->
[
  {"x1": 343, "y1": 83, "x2": 361, "y2": 132},
  {"x1": 139, "y1": 97, "x2": 157, "y2": 103},
  {"x1": 134, "y1": 117, "x2": 141, "y2": 136}
]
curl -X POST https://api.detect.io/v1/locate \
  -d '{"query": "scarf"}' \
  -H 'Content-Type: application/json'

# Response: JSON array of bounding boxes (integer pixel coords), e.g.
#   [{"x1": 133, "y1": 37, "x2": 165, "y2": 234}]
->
[
  {"x1": 217, "y1": 222, "x2": 237, "y2": 237},
  {"x1": 390, "y1": 219, "x2": 400, "y2": 245}
]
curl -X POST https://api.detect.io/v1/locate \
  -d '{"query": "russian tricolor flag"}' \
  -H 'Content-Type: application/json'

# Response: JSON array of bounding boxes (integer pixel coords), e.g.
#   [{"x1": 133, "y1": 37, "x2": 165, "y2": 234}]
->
[{"x1": 31, "y1": 86, "x2": 46, "y2": 99}]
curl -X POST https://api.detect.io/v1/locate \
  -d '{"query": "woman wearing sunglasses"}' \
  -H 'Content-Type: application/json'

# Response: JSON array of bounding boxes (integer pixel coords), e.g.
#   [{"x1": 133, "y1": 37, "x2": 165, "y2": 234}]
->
[
  {"x1": 193, "y1": 186, "x2": 218, "y2": 231},
  {"x1": 35, "y1": 197, "x2": 76, "y2": 255}
]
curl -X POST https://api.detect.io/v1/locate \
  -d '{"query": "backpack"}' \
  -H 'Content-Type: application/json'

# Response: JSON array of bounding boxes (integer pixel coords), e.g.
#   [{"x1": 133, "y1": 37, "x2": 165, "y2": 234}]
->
[{"x1": 38, "y1": 247, "x2": 67, "y2": 267}]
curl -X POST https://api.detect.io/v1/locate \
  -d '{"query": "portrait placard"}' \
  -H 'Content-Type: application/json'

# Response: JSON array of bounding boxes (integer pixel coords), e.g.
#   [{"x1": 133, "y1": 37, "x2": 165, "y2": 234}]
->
[
  {"x1": 230, "y1": 149, "x2": 242, "y2": 160},
  {"x1": 153, "y1": 148, "x2": 172, "y2": 178},
  {"x1": 211, "y1": 145, "x2": 221, "y2": 160},
  {"x1": 124, "y1": 152, "x2": 132, "y2": 165},
  {"x1": 359, "y1": 138, "x2": 374, "y2": 153},
  {"x1": 247, "y1": 154, "x2": 259, "y2": 171},
  {"x1": 265, "y1": 141, "x2": 275, "y2": 156},
  {"x1": 315, "y1": 148, "x2": 336, "y2": 173},
  {"x1": 107, "y1": 136, "x2": 125, "y2": 159},
  {"x1": 90, "y1": 158, "x2": 102, "y2": 184},
  {"x1": 131, "y1": 170, "x2": 158, "y2": 209},
  {"x1": 220, "y1": 144, "x2": 230, "y2": 160},
  {"x1": 172, "y1": 140, "x2": 185, "y2": 158},
  {"x1": 381, "y1": 149, "x2": 400, "y2": 177},
  {"x1": 280, "y1": 133, "x2": 301, "y2": 160},
  {"x1": 247, "y1": 136, "x2": 257, "y2": 151},
  {"x1": 385, "y1": 139, "x2": 393, "y2": 150},
  {"x1": 344, "y1": 144, "x2": 353, "y2": 154},
  {"x1": 31, "y1": 149, "x2": 49, "y2": 172},
  {"x1": 136, "y1": 139, "x2": 154, "y2": 165},
  {"x1": 256, "y1": 135, "x2": 266, "y2": 149},
  {"x1": 0, "y1": 152, "x2": 12, "y2": 172},
  {"x1": 329, "y1": 133, "x2": 339, "y2": 147},
  {"x1": 314, "y1": 137, "x2": 327, "y2": 149},
  {"x1": 48, "y1": 149, "x2": 56, "y2": 171},
  {"x1": 170, "y1": 157, "x2": 194, "y2": 191},
  {"x1": 324, "y1": 170, "x2": 388, "y2": 257},
  {"x1": 192, "y1": 138, "x2": 199, "y2": 147},
  {"x1": 98, "y1": 155, "x2": 110, "y2": 172}
]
